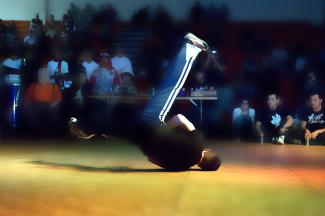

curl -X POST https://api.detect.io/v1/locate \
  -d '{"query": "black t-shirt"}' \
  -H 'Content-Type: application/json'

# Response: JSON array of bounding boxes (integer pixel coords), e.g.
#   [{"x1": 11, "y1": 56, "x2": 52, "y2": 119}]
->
[
  {"x1": 257, "y1": 107, "x2": 290, "y2": 134},
  {"x1": 302, "y1": 108, "x2": 325, "y2": 133},
  {"x1": 142, "y1": 128, "x2": 203, "y2": 171},
  {"x1": 109, "y1": 102, "x2": 204, "y2": 171}
]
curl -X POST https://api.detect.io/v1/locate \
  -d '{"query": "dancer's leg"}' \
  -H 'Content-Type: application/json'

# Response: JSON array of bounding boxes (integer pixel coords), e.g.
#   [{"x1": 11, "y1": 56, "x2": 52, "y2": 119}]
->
[{"x1": 142, "y1": 42, "x2": 202, "y2": 125}]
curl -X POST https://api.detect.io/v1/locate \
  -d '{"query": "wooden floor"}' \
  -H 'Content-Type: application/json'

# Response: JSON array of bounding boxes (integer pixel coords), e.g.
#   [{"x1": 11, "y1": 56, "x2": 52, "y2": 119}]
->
[{"x1": 0, "y1": 140, "x2": 325, "y2": 216}]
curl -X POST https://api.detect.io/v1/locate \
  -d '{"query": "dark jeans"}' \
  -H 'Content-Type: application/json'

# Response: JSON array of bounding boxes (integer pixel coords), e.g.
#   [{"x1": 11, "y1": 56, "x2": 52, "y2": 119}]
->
[{"x1": 233, "y1": 115, "x2": 254, "y2": 141}]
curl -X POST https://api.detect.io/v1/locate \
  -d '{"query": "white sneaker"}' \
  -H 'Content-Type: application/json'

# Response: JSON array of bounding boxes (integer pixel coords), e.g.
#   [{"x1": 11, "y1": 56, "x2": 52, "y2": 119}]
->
[
  {"x1": 276, "y1": 135, "x2": 285, "y2": 145},
  {"x1": 184, "y1": 33, "x2": 209, "y2": 51}
]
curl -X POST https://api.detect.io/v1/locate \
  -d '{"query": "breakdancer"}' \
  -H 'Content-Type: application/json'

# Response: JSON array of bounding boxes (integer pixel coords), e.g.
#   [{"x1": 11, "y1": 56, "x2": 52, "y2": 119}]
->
[{"x1": 70, "y1": 33, "x2": 221, "y2": 171}]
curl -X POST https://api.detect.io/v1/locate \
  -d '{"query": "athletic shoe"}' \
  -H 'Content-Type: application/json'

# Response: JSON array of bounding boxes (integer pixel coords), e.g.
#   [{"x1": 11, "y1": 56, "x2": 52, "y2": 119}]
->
[
  {"x1": 276, "y1": 135, "x2": 285, "y2": 145},
  {"x1": 68, "y1": 117, "x2": 96, "y2": 140},
  {"x1": 184, "y1": 32, "x2": 209, "y2": 51}
]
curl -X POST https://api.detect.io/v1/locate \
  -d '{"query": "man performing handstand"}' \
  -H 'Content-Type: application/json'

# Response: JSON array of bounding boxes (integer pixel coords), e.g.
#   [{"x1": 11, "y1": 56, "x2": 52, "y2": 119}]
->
[{"x1": 70, "y1": 33, "x2": 221, "y2": 171}]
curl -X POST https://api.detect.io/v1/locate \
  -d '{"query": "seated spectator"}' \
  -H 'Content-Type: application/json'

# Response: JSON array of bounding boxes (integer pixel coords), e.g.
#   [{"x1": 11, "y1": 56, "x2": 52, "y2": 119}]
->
[
  {"x1": 232, "y1": 99, "x2": 255, "y2": 141},
  {"x1": 301, "y1": 91, "x2": 325, "y2": 145},
  {"x1": 47, "y1": 49, "x2": 70, "y2": 88},
  {"x1": 256, "y1": 92, "x2": 294, "y2": 144},
  {"x1": 117, "y1": 71, "x2": 137, "y2": 96},
  {"x1": 111, "y1": 47, "x2": 133, "y2": 75},
  {"x1": 90, "y1": 52, "x2": 120, "y2": 95},
  {"x1": 2, "y1": 50, "x2": 22, "y2": 70},
  {"x1": 65, "y1": 69, "x2": 91, "y2": 108},
  {"x1": 24, "y1": 67, "x2": 62, "y2": 135},
  {"x1": 64, "y1": 70, "x2": 91, "y2": 125},
  {"x1": 81, "y1": 50, "x2": 99, "y2": 80}
]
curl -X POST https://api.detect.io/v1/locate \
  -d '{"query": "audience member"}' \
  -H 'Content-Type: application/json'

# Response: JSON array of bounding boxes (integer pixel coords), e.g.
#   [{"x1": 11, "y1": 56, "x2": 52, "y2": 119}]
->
[
  {"x1": 90, "y1": 52, "x2": 119, "y2": 95},
  {"x1": 2, "y1": 50, "x2": 22, "y2": 70},
  {"x1": 300, "y1": 91, "x2": 325, "y2": 145},
  {"x1": 117, "y1": 71, "x2": 137, "y2": 96},
  {"x1": 24, "y1": 67, "x2": 62, "y2": 135},
  {"x1": 47, "y1": 49, "x2": 70, "y2": 88},
  {"x1": 232, "y1": 99, "x2": 255, "y2": 141},
  {"x1": 64, "y1": 69, "x2": 91, "y2": 126},
  {"x1": 256, "y1": 92, "x2": 294, "y2": 144},
  {"x1": 45, "y1": 14, "x2": 58, "y2": 39},
  {"x1": 81, "y1": 50, "x2": 99, "y2": 80},
  {"x1": 111, "y1": 47, "x2": 133, "y2": 75}
]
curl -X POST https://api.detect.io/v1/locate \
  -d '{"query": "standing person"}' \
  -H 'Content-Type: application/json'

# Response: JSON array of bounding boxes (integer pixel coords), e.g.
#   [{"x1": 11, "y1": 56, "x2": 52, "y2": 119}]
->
[
  {"x1": 256, "y1": 92, "x2": 294, "y2": 144},
  {"x1": 81, "y1": 50, "x2": 99, "y2": 80},
  {"x1": 111, "y1": 47, "x2": 133, "y2": 76},
  {"x1": 2, "y1": 50, "x2": 22, "y2": 70},
  {"x1": 24, "y1": 67, "x2": 62, "y2": 135},
  {"x1": 47, "y1": 49, "x2": 70, "y2": 89},
  {"x1": 70, "y1": 33, "x2": 221, "y2": 171},
  {"x1": 301, "y1": 91, "x2": 325, "y2": 145},
  {"x1": 89, "y1": 52, "x2": 119, "y2": 95}
]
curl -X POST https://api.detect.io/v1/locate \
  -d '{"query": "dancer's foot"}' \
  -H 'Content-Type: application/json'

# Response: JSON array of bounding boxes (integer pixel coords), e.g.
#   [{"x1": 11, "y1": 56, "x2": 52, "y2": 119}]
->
[
  {"x1": 184, "y1": 32, "x2": 209, "y2": 51},
  {"x1": 68, "y1": 117, "x2": 96, "y2": 140}
]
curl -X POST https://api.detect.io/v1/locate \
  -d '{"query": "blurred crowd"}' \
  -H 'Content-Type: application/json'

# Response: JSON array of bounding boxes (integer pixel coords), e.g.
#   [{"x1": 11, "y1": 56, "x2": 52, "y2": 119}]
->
[{"x1": 0, "y1": 3, "x2": 324, "y2": 144}]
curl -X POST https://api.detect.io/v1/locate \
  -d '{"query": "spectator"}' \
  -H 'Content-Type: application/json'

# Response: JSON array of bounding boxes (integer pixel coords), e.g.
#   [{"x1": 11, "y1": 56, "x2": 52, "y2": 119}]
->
[
  {"x1": 67, "y1": 69, "x2": 90, "y2": 107},
  {"x1": 301, "y1": 91, "x2": 325, "y2": 145},
  {"x1": 64, "y1": 69, "x2": 91, "y2": 125},
  {"x1": 30, "y1": 13, "x2": 43, "y2": 31},
  {"x1": 90, "y1": 52, "x2": 119, "y2": 95},
  {"x1": 24, "y1": 67, "x2": 62, "y2": 134},
  {"x1": 23, "y1": 31, "x2": 39, "y2": 46},
  {"x1": 47, "y1": 49, "x2": 70, "y2": 88},
  {"x1": 47, "y1": 49, "x2": 69, "y2": 76},
  {"x1": 81, "y1": 50, "x2": 99, "y2": 80},
  {"x1": 256, "y1": 93, "x2": 294, "y2": 144},
  {"x1": 232, "y1": 99, "x2": 255, "y2": 141},
  {"x1": 111, "y1": 47, "x2": 133, "y2": 76},
  {"x1": 25, "y1": 67, "x2": 62, "y2": 106},
  {"x1": 2, "y1": 50, "x2": 22, "y2": 70},
  {"x1": 0, "y1": 19, "x2": 8, "y2": 45},
  {"x1": 117, "y1": 71, "x2": 137, "y2": 96},
  {"x1": 45, "y1": 14, "x2": 58, "y2": 39}
]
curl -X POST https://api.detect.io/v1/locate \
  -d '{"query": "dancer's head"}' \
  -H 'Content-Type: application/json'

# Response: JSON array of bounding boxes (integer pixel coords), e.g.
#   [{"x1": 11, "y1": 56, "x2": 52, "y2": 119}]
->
[
  {"x1": 198, "y1": 149, "x2": 221, "y2": 171},
  {"x1": 149, "y1": 126, "x2": 221, "y2": 171}
]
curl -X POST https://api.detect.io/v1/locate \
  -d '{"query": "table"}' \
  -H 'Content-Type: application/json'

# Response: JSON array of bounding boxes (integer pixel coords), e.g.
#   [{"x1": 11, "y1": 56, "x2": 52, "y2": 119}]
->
[{"x1": 89, "y1": 95, "x2": 218, "y2": 132}]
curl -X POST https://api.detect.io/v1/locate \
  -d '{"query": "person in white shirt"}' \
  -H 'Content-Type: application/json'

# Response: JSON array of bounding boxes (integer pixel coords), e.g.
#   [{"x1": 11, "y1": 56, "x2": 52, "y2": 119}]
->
[
  {"x1": 47, "y1": 49, "x2": 70, "y2": 89},
  {"x1": 2, "y1": 52, "x2": 22, "y2": 70},
  {"x1": 90, "y1": 53, "x2": 119, "y2": 95},
  {"x1": 232, "y1": 99, "x2": 255, "y2": 141},
  {"x1": 81, "y1": 50, "x2": 99, "y2": 80},
  {"x1": 111, "y1": 47, "x2": 133, "y2": 76},
  {"x1": 47, "y1": 49, "x2": 69, "y2": 76}
]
